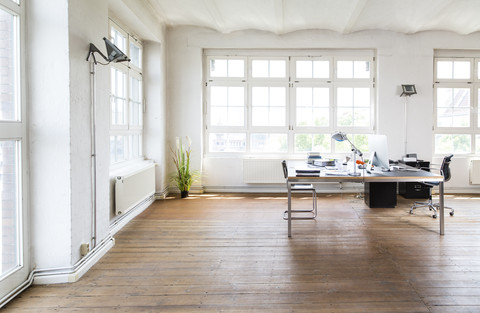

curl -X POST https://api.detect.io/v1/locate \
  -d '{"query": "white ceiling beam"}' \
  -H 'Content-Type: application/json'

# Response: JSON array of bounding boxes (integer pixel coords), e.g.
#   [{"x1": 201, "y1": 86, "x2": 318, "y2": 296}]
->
[
  {"x1": 203, "y1": 0, "x2": 226, "y2": 33},
  {"x1": 342, "y1": 0, "x2": 368, "y2": 34},
  {"x1": 273, "y1": 0, "x2": 285, "y2": 34},
  {"x1": 145, "y1": 0, "x2": 169, "y2": 25}
]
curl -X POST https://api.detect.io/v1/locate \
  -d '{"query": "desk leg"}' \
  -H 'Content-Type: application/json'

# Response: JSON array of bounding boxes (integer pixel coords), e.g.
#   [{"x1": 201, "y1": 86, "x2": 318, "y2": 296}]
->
[
  {"x1": 439, "y1": 181, "x2": 445, "y2": 235},
  {"x1": 287, "y1": 182, "x2": 292, "y2": 238}
]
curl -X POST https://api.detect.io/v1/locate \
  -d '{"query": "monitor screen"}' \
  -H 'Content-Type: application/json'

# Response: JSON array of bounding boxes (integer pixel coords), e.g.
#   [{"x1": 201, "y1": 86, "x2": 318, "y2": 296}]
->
[{"x1": 368, "y1": 134, "x2": 389, "y2": 170}]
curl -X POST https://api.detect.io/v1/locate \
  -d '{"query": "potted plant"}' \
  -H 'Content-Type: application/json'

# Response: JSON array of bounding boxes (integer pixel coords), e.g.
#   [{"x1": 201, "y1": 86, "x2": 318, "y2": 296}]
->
[{"x1": 170, "y1": 136, "x2": 199, "y2": 198}]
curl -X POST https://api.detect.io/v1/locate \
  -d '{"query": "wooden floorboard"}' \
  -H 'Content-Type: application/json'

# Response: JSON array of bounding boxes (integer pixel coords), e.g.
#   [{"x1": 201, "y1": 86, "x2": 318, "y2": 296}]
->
[{"x1": 4, "y1": 193, "x2": 480, "y2": 312}]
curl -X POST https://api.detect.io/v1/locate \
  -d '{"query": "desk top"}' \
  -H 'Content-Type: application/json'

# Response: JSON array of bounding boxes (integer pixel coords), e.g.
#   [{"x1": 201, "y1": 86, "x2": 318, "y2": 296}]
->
[{"x1": 287, "y1": 160, "x2": 443, "y2": 183}]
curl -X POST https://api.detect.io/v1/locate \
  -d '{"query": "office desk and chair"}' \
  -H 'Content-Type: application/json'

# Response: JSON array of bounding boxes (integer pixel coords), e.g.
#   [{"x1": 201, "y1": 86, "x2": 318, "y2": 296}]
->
[{"x1": 284, "y1": 160, "x2": 448, "y2": 238}]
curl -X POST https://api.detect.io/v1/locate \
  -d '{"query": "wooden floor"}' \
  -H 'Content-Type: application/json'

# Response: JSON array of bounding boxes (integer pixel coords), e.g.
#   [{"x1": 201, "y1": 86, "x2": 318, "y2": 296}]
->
[{"x1": 4, "y1": 193, "x2": 480, "y2": 312}]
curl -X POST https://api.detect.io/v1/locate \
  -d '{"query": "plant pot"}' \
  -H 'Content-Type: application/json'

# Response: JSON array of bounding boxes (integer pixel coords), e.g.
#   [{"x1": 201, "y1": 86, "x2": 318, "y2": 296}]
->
[{"x1": 180, "y1": 190, "x2": 189, "y2": 198}]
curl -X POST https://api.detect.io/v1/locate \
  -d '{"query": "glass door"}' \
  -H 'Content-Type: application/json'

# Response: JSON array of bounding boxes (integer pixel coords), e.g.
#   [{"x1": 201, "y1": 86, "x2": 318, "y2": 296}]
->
[{"x1": 0, "y1": 0, "x2": 30, "y2": 303}]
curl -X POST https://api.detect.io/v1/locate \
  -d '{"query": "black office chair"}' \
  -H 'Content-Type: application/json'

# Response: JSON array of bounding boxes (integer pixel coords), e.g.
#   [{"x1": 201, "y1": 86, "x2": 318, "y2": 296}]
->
[
  {"x1": 410, "y1": 154, "x2": 454, "y2": 218},
  {"x1": 282, "y1": 160, "x2": 317, "y2": 220}
]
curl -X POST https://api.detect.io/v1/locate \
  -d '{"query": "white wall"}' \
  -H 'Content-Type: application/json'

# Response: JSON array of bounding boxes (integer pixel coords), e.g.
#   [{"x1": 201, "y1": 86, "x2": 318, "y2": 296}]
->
[
  {"x1": 165, "y1": 28, "x2": 204, "y2": 191},
  {"x1": 28, "y1": 0, "x2": 73, "y2": 269},
  {"x1": 28, "y1": 0, "x2": 167, "y2": 274},
  {"x1": 144, "y1": 39, "x2": 168, "y2": 195},
  {"x1": 166, "y1": 27, "x2": 480, "y2": 193}
]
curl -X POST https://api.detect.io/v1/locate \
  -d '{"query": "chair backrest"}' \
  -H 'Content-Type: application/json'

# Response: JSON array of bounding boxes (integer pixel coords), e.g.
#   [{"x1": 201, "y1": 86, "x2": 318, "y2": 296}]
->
[
  {"x1": 440, "y1": 154, "x2": 453, "y2": 182},
  {"x1": 281, "y1": 160, "x2": 288, "y2": 179}
]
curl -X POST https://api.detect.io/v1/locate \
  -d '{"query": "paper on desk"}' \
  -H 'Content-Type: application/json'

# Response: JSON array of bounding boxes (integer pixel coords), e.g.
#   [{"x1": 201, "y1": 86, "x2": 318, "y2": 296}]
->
[{"x1": 323, "y1": 170, "x2": 350, "y2": 176}]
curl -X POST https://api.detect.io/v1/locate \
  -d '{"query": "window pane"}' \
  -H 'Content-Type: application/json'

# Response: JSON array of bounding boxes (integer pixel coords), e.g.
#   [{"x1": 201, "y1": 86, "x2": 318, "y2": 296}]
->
[
  {"x1": 228, "y1": 60, "x2": 244, "y2": 77},
  {"x1": 210, "y1": 86, "x2": 244, "y2": 126},
  {"x1": 110, "y1": 136, "x2": 127, "y2": 163},
  {"x1": 436, "y1": 88, "x2": 470, "y2": 127},
  {"x1": 110, "y1": 28, "x2": 126, "y2": 52},
  {"x1": 295, "y1": 134, "x2": 330, "y2": 153},
  {"x1": 111, "y1": 68, "x2": 127, "y2": 126},
  {"x1": 337, "y1": 87, "x2": 370, "y2": 127},
  {"x1": 354, "y1": 61, "x2": 370, "y2": 79},
  {"x1": 210, "y1": 59, "x2": 244, "y2": 78},
  {"x1": 129, "y1": 42, "x2": 141, "y2": 68},
  {"x1": 454, "y1": 61, "x2": 470, "y2": 79},
  {"x1": 209, "y1": 133, "x2": 246, "y2": 152},
  {"x1": 0, "y1": 140, "x2": 20, "y2": 278},
  {"x1": 435, "y1": 134, "x2": 471, "y2": 154},
  {"x1": 252, "y1": 60, "x2": 268, "y2": 77},
  {"x1": 337, "y1": 108, "x2": 353, "y2": 127},
  {"x1": 130, "y1": 77, "x2": 141, "y2": 102},
  {"x1": 251, "y1": 86, "x2": 286, "y2": 126},
  {"x1": 478, "y1": 89, "x2": 480, "y2": 126},
  {"x1": 437, "y1": 61, "x2": 451, "y2": 79},
  {"x1": 296, "y1": 87, "x2": 329, "y2": 127},
  {"x1": 313, "y1": 61, "x2": 329, "y2": 79},
  {"x1": 252, "y1": 60, "x2": 286, "y2": 78},
  {"x1": 0, "y1": 9, "x2": 19, "y2": 121},
  {"x1": 130, "y1": 102, "x2": 142, "y2": 126},
  {"x1": 337, "y1": 61, "x2": 352, "y2": 78},
  {"x1": 437, "y1": 60, "x2": 471, "y2": 79},
  {"x1": 130, "y1": 134, "x2": 142, "y2": 158},
  {"x1": 333, "y1": 134, "x2": 367, "y2": 154},
  {"x1": 296, "y1": 61, "x2": 311, "y2": 78},
  {"x1": 337, "y1": 60, "x2": 370, "y2": 79},
  {"x1": 251, "y1": 133, "x2": 287, "y2": 153},
  {"x1": 210, "y1": 59, "x2": 227, "y2": 77},
  {"x1": 270, "y1": 60, "x2": 286, "y2": 78}
]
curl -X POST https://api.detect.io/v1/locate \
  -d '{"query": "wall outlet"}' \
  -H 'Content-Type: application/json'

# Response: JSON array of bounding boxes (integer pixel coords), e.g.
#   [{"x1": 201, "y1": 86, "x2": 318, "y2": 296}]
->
[{"x1": 80, "y1": 243, "x2": 90, "y2": 256}]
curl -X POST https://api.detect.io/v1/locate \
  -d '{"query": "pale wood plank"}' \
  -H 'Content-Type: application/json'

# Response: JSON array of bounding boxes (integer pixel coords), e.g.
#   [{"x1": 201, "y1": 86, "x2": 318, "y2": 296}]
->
[{"x1": 3, "y1": 193, "x2": 480, "y2": 312}]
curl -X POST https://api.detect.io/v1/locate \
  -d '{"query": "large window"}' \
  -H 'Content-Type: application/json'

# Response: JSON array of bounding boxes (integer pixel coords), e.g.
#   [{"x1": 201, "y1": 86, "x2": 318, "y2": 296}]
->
[
  {"x1": 0, "y1": 0, "x2": 30, "y2": 301},
  {"x1": 205, "y1": 52, "x2": 375, "y2": 155},
  {"x1": 434, "y1": 56, "x2": 480, "y2": 154},
  {"x1": 109, "y1": 21, "x2": 143, "y2": 164}
]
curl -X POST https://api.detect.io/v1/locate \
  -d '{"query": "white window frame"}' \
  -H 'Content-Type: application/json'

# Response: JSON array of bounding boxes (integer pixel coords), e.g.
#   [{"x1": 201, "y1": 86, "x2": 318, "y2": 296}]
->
[
  {"x1": 204, "y1": 50, "x2": 376, "y2": 157},
  {"x1": 0, "y1": 0, "x2": 31, "y2": 300},
  {"x1": 108, "y1": 20, "x2": 143, "y2": 166},
  {"x1": 433, "y1": 55, "x2": 480, "y2": 155}
]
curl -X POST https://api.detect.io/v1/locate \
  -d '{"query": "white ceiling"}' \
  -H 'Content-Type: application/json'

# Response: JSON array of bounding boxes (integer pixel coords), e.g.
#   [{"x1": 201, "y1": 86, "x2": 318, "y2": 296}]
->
[{"x1": 143, "y1": 0, "x2": 480, "y2": 35}]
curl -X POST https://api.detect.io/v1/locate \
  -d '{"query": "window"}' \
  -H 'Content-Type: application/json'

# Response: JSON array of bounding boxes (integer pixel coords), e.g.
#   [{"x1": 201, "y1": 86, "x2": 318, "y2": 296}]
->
[
  {"x1": 0, "y1": 0, "x2": 30, "y2": 300},
  {"x1": 109, "y1": 21, "x2": 143, "y2": 164},
  {"x1": 433, "y1": 56, "x2": 480, "y2": 154},
  {"x1": 205, "y1": 52, "x2": 375, "y2": 155}
]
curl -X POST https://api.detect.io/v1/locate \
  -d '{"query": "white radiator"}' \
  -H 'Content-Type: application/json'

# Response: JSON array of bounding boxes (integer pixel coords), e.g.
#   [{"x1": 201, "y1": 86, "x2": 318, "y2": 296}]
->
[
  {"x1": 115, "y1": 164, "x2": 156, "y2": 215},
  {"x1": 243, "y1": 159, "x2": 284, "y2": 183},
  {"x1": 470, "y1": 159, "x2": 480, "y2": 184}
]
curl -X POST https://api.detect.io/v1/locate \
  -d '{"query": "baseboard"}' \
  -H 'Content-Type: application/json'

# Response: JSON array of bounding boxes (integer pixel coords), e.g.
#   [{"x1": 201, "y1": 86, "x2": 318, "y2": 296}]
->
[
  {"x1": 110, "y1": 196, "x2": 155, "y2": 236},
  {"x1": 155, "y1": 187, "x2": 169, "y2": 199},
  {"x1": 166, "y1": 185, "x2": 204, "y2": 195},
  {"x1": 32, "y1": 236, "x2": 115, "y2": 285},
  {"x1": 204, "y1": 182, "x2": 363, "y2": 194}
]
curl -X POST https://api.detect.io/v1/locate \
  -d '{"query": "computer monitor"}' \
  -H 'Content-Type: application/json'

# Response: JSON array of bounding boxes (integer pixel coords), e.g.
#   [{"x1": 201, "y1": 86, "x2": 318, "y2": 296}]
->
[{"x1": 368, "y1": 134, "x2": 390, "y2": 170}]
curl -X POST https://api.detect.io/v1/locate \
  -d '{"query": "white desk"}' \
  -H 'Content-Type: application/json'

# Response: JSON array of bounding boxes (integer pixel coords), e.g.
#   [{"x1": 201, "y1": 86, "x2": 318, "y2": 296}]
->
[{"x1": 286, "y1": 161, "x2": 445, "y2": 237}]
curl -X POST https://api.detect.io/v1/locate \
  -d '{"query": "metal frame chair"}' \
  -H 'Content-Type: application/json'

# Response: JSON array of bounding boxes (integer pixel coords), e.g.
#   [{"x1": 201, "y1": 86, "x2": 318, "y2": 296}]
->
[
  {"x1": 410, "y1": 154, "x2": 455, "y2": 218},
  {"x1": 282, "y1": 160, "x2": 317, "y2": 220}
]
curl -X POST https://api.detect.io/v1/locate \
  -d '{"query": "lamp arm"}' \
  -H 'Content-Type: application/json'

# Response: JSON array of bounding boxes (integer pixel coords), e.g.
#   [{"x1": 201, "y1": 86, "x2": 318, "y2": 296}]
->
[{"x1": 345, "y1": 138, "x2": 363, "y2": 157}]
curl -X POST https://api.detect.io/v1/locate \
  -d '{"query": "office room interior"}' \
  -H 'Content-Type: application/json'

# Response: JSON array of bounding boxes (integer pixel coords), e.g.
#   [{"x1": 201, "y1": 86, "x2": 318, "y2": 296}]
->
[{"x1": 2, "y1": 0, "x2": 480, "y2": 310}]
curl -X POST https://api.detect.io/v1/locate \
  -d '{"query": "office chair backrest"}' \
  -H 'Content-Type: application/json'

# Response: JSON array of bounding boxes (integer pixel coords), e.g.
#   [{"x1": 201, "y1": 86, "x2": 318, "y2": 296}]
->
[
  {"x1": 282, "y1": 160, "x2": 288, "y2": 179},
  {"x1": 441, "y1": 154, "x2": 453, "y2": 182}
]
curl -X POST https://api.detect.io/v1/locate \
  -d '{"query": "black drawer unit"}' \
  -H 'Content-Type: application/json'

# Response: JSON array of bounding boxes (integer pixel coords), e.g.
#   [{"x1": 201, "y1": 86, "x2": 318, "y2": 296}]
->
[
  {"x1": 398, "y1": 160, "x2": 430, "y2": 199},
  {"x1": 364, "y1": 182, "x2": 397, "y2": 208}
]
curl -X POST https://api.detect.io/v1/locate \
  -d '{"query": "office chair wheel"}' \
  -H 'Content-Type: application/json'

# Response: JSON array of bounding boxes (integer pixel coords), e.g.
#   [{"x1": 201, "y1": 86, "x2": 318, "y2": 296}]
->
[
  {"x1": 432, "y1": 214, "x2": 437, "y2": 218},
  {"x1": 450, "y1": 211, "x2": 454, "y2": 216}
]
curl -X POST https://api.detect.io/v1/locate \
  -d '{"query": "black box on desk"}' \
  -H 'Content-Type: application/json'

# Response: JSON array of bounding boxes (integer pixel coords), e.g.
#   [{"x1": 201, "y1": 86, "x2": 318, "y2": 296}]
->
[
  {"x1": 364, "y1": 182, "x2": 397, "y2": 208},
  {"x1": 398, "y1": 160, "x2": 430, "y2": 199}
]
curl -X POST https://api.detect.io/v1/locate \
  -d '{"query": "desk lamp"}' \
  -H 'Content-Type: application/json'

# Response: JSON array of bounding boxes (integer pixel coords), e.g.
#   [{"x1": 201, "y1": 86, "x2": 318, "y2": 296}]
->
[{"x1": 331, "y1": 131, "x2": 363, "y2": 176}]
